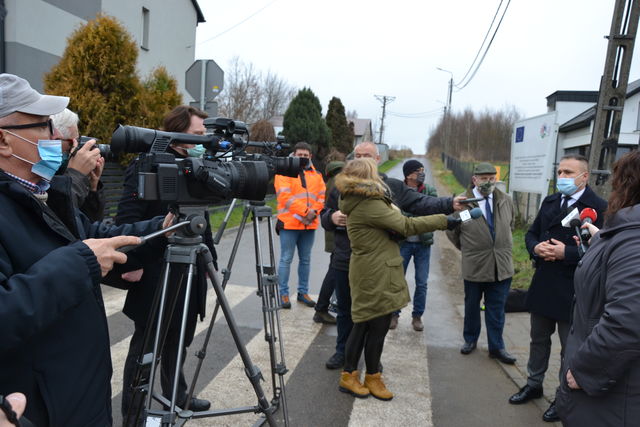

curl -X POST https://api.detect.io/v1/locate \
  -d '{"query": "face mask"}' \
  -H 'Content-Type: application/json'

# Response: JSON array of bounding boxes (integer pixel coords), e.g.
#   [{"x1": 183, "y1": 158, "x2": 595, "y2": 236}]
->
[
  {"x1": 186, "y1": 144, "x2": 206, "y2": 158},
  {"x1": 556, "y1": 173, "x2": 585, "y2": 196},
  {"x1": 5, "y1": 130, "x2": 63, "y2": 181},
  {"x1": 478, "y1": 181, "x2": 495, "y2": 196},
  {"x1": 58, "y1": 152, "x2": 70, "y2": 175},
  {"x1": 415, "y1": 172, "x2": 426, "y2": 185}
]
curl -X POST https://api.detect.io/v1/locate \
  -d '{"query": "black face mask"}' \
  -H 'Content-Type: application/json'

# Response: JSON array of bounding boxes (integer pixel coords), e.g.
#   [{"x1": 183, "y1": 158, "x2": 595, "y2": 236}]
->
[{"x1": 415, "y1": 172, "x2": 426, "y2": 185}]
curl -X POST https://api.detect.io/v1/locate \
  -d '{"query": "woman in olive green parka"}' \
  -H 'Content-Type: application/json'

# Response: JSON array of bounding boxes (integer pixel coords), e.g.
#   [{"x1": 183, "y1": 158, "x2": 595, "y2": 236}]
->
[{"x1": 334, "y1": 158, "x2": 449, "y2": 401}]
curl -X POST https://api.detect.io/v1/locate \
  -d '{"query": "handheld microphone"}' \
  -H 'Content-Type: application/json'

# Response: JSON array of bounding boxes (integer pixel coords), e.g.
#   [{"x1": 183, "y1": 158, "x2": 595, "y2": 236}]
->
[
  {"x1": 570, "y1": 218, "x2": 587, "y2": 256},
  {"x1": 449, "y1": 207, "x2": 483, "y2": 229},
  {"x1": 579, "y1": 208, "x2": 598, "y2": 239}
]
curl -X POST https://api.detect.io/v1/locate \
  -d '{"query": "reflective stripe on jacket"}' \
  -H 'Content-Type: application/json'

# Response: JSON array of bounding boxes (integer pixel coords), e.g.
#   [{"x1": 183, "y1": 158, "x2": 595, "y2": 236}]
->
[{"x1": 275, "y1": 166, "x2": 326, "y2": 230}]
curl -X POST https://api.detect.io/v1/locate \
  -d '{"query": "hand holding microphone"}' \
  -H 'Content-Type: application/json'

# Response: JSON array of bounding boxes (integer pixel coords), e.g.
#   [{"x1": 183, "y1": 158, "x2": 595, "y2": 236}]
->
[
  {"x1": 579, "y1": 208, "x2": 598, "y2": 239},
  {"x1": 447, "y1": 207, "x2": 482, "y2": 230}
]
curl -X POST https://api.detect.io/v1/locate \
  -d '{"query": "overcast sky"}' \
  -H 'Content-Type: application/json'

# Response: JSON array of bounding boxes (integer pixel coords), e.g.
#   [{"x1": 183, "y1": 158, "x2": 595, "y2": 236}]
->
[{"x1": 194, "y1": 0, "x2": 640, "y2": 155}]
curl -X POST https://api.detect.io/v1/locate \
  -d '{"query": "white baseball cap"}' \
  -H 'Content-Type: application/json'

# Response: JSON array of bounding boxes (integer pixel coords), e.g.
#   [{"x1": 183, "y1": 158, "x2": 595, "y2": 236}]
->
[{"x1": 0, "y1": 73, "x2": 69, "y2": 118}]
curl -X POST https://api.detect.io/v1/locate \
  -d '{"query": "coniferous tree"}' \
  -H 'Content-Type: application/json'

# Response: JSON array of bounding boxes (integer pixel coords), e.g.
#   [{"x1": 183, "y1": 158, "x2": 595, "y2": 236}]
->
[
  {"x1": 44, "y1": 15, "x2": 181, "y2": 146},
  {"x1": 282, "y1": 88, "x2": 331, "y2": 162},
  {"x1": 325, "y1": 97, "x2": 353, "y2": 155}
]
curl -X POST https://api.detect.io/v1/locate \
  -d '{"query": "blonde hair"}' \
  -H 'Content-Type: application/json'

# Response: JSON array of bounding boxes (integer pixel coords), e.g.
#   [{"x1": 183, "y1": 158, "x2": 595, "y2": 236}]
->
[{"x1": 341, "y1": 158, "x2": 389, "y2": 191}]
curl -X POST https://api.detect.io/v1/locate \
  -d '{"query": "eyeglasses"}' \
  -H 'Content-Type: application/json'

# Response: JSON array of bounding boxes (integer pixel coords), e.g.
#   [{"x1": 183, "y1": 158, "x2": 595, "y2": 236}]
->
[{"x1": 0, "y1": 118, "x2": 55, "y2": 136}]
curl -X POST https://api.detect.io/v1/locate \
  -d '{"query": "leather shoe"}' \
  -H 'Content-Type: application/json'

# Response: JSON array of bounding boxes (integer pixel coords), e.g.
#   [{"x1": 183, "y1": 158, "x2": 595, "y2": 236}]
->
[
  {"x1": 489, "y1": 348, "x2": 516, "y2": 364},
  {"x1": 185, "y1": 397, "x2": 211, "y2": 411},
  {"x1": 460, "y1": 341, "x2": 477, "y2": 355},
  {"x1": 508, "y1": 384, "x2": 543, "y2": 404},
  {"x1": 325, "y1": 352, "x2": 345, "y2": 370},
  {"x1": 313, "y1": 310, "x2": 337, "y2": 324},
  {"x1": 542, "y1": 400, "x2": 560, "y2": 422}
]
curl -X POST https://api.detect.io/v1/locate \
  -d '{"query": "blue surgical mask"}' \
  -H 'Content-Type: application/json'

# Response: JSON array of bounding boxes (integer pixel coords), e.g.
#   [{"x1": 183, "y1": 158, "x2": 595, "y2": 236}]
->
[
  {"x1": 556, "y1": 174, "x2": 584, "y2": 196},
  {"x1": 6, "y1": 130, "x2": 63, "y2": 181},
  {"x1": 186, "y1": 144, "x2": 206, "y2": 158}
]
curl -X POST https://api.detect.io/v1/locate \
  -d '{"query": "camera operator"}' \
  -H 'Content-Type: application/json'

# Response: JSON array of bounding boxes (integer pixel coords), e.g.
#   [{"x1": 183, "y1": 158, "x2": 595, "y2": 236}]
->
[
  {"x1": 0, "y1": 73, "x2": 172, "y2": 426},
  {"x1": 52, "y1": 108, "x2": 106, "y2": 221},
  {"x1": 116, "y1": 105, "x2": 215, "y2": 416},
  {"x1": 322, "y1": 141, "x2": 466, "y2": 370}
]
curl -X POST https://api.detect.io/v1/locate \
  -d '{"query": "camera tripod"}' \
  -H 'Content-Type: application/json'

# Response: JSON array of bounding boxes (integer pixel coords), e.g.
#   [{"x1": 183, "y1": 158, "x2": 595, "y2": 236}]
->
[
  {"x1": 185, "y1": 199, "x2": 290, "y2": 426},
  {"x1": 124, "y1": 206, "x2": 278, "y2": 427}
]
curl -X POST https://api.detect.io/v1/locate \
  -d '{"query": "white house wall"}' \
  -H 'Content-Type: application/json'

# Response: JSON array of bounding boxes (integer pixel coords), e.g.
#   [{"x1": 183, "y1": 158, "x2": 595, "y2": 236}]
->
[{"x1": 553, "y1": 101, "x2": 596, "y2": 125}]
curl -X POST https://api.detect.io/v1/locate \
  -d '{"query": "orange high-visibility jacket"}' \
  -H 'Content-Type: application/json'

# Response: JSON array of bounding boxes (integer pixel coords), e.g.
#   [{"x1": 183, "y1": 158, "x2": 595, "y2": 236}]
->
[{"x1": 275, "y1": 165, "x2": 326, "y2": 230}]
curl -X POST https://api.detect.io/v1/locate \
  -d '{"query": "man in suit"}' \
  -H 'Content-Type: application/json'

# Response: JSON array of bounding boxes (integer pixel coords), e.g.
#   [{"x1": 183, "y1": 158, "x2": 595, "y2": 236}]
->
[
  {"x1": 447, "y1": 162, "x2": 517, "y2": 364},
  {"x1": 508, "y1": 154, "x2": 607, "y2": 423}
]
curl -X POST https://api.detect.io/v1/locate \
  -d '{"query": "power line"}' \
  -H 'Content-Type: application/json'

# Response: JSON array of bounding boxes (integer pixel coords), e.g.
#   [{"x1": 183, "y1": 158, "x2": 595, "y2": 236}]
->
[
  {"x1": 388, "y1": 108, "x2": 443, "y2": 119},
  {"x1": 455, "y1": 0, "x2": 512, "y2": 91},
  {"x1": 456, "y1": 0, "x2": 504, "y2": 85},
  {"x1": 197, "y1": 0, "x2": 278, "y2": 46}
]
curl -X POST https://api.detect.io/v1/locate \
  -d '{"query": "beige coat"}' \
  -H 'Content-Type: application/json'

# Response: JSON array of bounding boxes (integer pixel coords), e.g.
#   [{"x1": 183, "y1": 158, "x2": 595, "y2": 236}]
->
[{"x1": 446, "y1": 188, "x2": 514, "y2": 282}]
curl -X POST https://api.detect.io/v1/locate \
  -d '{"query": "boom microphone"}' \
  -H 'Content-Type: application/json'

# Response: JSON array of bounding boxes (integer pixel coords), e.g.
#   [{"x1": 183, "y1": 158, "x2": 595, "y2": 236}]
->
[{"x1": 579, "y1": 208, "x2": 598, "y2": 239}]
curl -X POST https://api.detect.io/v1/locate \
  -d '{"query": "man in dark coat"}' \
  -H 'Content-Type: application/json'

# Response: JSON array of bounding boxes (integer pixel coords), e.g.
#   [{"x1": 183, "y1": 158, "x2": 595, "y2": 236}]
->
[
  {"x1": 0, "y1": 73, "x2": 165, "y2": 427},
  {"x1": 508, "y1": 154, "x2": 607, "y2": 422},
  {"x1": 322, "y1": 142, "x2": 463, "y2": 369},
  {"x1": 117, "y1": 105, "x2": 216, "y2": 417}
]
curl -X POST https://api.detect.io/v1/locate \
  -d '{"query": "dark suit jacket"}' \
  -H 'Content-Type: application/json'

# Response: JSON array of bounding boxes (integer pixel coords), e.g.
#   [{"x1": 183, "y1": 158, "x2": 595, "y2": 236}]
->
[{"x1": 525, "y1": 186, "x2": 607, "y2": 322}]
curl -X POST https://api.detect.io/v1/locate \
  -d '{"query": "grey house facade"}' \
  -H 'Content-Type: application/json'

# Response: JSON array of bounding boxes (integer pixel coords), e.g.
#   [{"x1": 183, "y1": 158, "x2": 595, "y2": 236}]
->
[{"x1": 0, "y1": 0, "x2": 204, "y2": 100}]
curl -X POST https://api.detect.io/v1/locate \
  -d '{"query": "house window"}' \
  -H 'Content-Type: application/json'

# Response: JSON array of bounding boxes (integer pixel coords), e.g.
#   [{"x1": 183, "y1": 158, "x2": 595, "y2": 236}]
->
[{"x1": 141, "y1": 7, "x2": 150, "y2": 51}]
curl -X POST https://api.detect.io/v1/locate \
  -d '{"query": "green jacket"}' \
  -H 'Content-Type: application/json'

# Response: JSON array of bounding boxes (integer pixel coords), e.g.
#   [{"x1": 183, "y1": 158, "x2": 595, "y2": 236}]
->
[
  {"x1": 335, "y1": 174, "x2": 448, "y2": 323},
  {"x1": 446, "y1": 187, "x2": 515, "y2": 282},
  {"x1": 402, "y1": 183, "x2": 438, "y2": 246}
]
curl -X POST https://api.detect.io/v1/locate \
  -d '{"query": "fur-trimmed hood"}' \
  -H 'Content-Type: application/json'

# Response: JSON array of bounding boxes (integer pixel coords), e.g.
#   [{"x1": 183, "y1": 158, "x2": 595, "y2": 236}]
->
[{"x1": 335, "y1": 174, "x2": 390, "y2": 215}]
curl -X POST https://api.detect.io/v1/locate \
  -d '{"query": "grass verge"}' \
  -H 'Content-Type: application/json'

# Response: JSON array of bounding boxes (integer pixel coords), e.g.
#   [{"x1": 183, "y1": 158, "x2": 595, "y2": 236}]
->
[
  {"x1": 209, "y1": 197, "x2": 278, "y2": 231},
  {"x1": 379, "y1": 158, "x2": 402, "y2": 173}
]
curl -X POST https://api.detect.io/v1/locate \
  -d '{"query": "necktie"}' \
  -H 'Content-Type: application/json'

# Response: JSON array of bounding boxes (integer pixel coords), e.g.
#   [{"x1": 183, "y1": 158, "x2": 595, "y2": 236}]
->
[
  {"x1": 485, "y1": 197, "x2": 495, "y2": 240},
  {"x1": 561, "y1": 195, "x2": 569, "y2": 211}
]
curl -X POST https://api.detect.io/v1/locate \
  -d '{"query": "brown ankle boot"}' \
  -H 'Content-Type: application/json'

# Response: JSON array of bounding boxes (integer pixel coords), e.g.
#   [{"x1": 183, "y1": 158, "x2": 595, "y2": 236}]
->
[
  {"x1": 339, "y1": 370, "x2": 369, "y2": 398},
  {"x1": 364, "y1": 372, "x2": 394, "y2": 401}
]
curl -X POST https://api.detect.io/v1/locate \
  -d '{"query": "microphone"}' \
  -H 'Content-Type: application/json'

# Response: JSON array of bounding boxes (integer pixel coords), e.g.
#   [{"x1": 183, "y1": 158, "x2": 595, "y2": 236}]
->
[
  {"x1": 579, "y1": 208, "x2": 598, "y2": 239},
  {"x1": 446, "y1": 207, "x2": 483, "y2": 230},
  {"x1": 570, "y1": 218, "x2": 587, "y2": 256}
]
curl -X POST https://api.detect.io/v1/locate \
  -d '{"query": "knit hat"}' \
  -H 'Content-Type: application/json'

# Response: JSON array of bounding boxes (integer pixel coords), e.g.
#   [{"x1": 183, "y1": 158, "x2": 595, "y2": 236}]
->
[{"x1": 402, "y1": 159, "x2": 424, "y2": 177}]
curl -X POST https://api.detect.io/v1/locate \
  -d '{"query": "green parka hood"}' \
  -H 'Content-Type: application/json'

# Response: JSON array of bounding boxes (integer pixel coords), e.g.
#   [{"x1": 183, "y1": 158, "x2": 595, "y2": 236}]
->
[{"x1": 335, "y1": 174, "x2": 391, "y2": 214}]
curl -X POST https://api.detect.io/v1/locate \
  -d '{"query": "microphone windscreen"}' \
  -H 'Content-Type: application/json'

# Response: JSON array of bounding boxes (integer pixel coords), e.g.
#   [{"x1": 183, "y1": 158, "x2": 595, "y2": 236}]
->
[
  {"x1": 469, "y1": 207, "x2": 483, "y2": 219},
  {"x1": 580, "y1": 208, "x2": 597, "y2": 222},
  {"x1": 570, "y1": 218, "x2": 582, "y2": 229}
]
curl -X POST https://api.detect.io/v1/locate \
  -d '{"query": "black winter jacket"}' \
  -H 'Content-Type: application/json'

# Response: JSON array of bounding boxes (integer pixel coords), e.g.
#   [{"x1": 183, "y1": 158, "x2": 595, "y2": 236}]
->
[
  {"x1": 321, "y1": 174, "x2": 454, "y2": 271},
  {"x1": 557, "y1": 203, "x2": 640, "y2": 426},
  {"x1": 115, "y1": 157, "x2": 217, "y2": 324},
  {"x1": 524, "y1": 187, "x2": 607, "y2": 322},
  {"x1": 0, "y1": 171, "x2": 163, "y2": 427}
]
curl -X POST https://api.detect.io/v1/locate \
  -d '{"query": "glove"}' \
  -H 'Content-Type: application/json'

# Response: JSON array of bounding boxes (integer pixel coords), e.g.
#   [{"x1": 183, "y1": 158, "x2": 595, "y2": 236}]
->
[{"x1": 446, "y1": 215, "x2": 462, "y2": 230}]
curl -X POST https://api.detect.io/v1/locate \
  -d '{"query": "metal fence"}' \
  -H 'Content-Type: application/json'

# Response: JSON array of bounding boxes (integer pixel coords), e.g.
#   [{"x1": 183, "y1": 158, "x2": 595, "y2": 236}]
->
[{"x1": 441, "y1": 152, "x2": 474, "y2": 190}]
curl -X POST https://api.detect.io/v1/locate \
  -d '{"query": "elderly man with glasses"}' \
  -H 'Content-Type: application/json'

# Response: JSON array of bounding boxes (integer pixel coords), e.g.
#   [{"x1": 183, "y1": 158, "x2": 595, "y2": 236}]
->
[{"x1": 0, "y1": 73, "x2": 172, "y2": 426}]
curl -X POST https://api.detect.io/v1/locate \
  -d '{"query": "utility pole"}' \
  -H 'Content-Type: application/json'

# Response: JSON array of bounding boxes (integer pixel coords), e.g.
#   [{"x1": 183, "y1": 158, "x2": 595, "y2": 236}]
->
[
  {"x1": 437, "y1": 68, "x2": 454, "y2": 157},
  {"x1": 588, "y1": 0, "x2": 640, "y2": 198},
  {"x1": 374, "y1": 95, "x2": 395, "y2": 144}
]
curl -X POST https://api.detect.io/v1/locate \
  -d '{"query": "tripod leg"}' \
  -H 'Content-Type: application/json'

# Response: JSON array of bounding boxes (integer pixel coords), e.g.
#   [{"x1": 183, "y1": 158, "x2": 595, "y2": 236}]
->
[
  {"x1": 204, "y1": 260, "x2": 278, "y2": 426},
  {"x1": 185, "y1": 203, "x2": 253, "y2": 406},
  {"x1": 254, "y1": 215, "x2": 290, "y2": 426}
]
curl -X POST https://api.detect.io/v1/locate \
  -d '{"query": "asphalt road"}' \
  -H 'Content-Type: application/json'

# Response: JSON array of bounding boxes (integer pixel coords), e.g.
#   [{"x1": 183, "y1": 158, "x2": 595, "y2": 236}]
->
[{"x1": 104, "y1": 158, "x2": 551, "y2": 426}]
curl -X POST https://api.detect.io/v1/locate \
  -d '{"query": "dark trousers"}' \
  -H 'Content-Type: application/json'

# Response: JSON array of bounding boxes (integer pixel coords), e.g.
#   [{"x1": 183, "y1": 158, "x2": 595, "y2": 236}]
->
[
  {"x1": 315, "y1": 266, "x2": 335, "y2": 312},
  {"x1": 463, "y1": 278, "x2": 511, "y2": 351},
  {"x1": 121, "y1": 299, "x2": 198, "y2": 417},
  {"x1": 344, "y1": 313, "x2": 392, "y2": 375},
  {"x1": 332, "y1": 267, "x2": 352, "y2": 355},
  {"x1": 527, "y1": 312, "x2": 569, "y2": 388}
]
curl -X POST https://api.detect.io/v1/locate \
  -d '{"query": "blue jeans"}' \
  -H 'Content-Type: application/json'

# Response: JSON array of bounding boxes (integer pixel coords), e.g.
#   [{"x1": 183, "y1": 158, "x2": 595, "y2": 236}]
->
[
  {"x1": 398, "y1": 242, "x2": 431, "y2": 318},
  {"x1": 463, "y1": 278, "x2": 511, "y2": 351},
  {"x1": 278, "y1": 229, "x2": 315, "y2": 296}
]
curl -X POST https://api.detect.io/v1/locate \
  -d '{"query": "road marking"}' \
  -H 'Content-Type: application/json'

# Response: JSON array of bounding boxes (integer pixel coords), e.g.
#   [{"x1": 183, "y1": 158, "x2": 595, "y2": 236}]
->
[
  {"x1": 188, "y1": 296, "x2": 323, "y2": 426},
  {"x1": 109, "y1": 283, "x2": 256, "y2": 398},
  {"x1": 350, "y1": 319, "x2": 433, "y2": 427}
]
